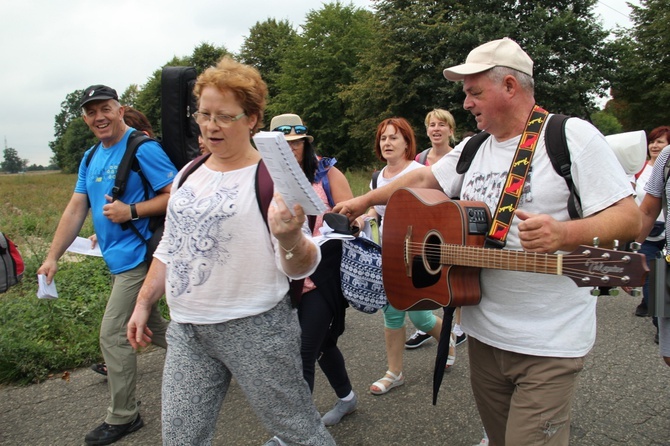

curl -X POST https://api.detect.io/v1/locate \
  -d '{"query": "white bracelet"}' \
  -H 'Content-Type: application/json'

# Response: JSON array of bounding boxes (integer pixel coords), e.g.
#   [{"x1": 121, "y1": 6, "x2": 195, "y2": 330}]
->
[{"x1": 279, "y1": 240, "x2": 300, "y2": 260}]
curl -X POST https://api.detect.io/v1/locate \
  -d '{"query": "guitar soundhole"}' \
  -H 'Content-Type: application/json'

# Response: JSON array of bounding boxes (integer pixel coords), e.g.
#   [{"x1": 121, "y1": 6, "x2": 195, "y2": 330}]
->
[{"x1": 423, "y1": 231, "x2": 442, "y2": 275}]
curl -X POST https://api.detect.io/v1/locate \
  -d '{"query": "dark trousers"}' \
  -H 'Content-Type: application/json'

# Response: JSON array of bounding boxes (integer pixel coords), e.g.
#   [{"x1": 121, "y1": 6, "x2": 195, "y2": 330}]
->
[{"x1": 298, "y1": 287, "x2": 352, "y2": 398}]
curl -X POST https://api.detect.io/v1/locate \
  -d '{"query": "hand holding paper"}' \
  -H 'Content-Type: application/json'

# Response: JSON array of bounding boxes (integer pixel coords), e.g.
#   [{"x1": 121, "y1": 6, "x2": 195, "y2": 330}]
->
[{"x1": 37, "y1": 274, "x2": 58, "y2": 299}]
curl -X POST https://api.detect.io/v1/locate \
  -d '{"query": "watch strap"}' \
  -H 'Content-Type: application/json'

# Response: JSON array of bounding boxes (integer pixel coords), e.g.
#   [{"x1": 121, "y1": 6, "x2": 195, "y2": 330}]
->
[{"x1": 130, "y1": 203, "x2": 139, "y2": 221}]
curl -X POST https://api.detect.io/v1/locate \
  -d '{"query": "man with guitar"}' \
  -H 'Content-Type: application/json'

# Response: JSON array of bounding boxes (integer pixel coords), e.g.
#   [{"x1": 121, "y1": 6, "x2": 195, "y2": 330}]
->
[{"x1": 334, "y1": 38, "x2": 642, "y2": 446}]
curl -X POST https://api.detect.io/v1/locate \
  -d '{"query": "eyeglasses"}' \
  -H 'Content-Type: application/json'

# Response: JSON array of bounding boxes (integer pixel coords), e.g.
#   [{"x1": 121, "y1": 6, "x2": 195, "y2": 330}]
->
[
  {"x1": 193, "y1": 111, "x2": 246, "y2": 126},
  {"x1": 273, "y1": 125, "x2": 308, "y2": 135}
]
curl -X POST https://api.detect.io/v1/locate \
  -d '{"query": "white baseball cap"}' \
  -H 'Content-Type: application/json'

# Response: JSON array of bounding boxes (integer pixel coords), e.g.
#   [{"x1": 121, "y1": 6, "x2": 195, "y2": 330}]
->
[{"x1": 443, "y1": 37, "x2": 533, "y2": 81}]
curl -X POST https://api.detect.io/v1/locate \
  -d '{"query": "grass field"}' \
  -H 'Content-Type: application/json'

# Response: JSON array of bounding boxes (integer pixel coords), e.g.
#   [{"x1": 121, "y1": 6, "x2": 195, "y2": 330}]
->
[{"x1": 0, "y1": 168, "x2": 374, "y2": 384}]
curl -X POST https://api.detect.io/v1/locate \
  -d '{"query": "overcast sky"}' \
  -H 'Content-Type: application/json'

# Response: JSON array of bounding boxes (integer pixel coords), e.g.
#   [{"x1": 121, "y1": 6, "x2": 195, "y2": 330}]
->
[{"x1": 0, "y1": 0, "x2": 638, "y2": 166}]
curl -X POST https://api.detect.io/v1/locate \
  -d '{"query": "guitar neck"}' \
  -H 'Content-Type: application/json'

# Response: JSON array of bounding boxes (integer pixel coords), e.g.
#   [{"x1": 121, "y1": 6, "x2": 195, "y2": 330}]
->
[{"x1": 440, "y1": 244, "x2": 562, "y2": 276}]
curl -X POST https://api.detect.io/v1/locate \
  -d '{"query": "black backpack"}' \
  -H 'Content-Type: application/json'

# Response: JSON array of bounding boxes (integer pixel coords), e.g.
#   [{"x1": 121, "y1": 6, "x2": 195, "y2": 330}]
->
[
  {"x1": 456, "y1": 114, "x2": 582, "y2": 220},
  {"x1": 85, "y1": 131, "x2": 167, "y2": 263}
]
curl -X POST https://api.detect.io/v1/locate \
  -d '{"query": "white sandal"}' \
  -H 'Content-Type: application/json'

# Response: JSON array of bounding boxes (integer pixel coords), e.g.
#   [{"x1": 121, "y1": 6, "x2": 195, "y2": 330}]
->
[
  {"x1": 446, "y1": 334, "x2": 456, "y2": 370},
  {"x1": 370, "y1": 370, "x2": 405, "y2": 395}
]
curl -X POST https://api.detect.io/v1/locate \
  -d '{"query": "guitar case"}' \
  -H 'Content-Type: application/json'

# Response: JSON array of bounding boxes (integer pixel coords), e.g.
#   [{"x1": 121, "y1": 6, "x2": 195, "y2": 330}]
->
[{"x1": 160, "y1": 66, "x2": 201, "y2": 170}]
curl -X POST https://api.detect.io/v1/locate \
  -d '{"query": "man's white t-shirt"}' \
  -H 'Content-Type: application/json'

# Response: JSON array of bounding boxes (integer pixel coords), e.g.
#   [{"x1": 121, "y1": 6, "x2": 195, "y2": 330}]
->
[{"x1": 431, "y1": 116, "x2": 633, "y2": 357}]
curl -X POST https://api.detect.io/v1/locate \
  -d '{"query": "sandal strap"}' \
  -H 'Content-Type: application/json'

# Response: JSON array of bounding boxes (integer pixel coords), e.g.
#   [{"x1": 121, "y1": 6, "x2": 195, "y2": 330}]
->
[{"x1": 385, "y1": 370, "x2": 400, "y2": 380}]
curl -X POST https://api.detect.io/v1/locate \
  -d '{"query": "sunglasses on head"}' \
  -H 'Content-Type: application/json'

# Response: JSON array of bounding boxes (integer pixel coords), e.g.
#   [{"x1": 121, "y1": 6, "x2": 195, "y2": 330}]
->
[{"x1": 273, "y1": 125, "x2": 308, "y2": 135}]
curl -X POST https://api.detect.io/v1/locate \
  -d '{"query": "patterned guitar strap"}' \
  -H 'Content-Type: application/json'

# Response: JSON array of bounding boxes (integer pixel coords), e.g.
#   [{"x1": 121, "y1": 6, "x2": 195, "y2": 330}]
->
[{"x1": 484, "y1": 105, "x2": 550, "y2": 249}]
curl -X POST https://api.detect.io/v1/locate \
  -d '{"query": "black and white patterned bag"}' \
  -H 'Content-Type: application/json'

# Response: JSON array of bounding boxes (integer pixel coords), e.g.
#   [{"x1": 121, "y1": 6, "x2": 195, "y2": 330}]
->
[{"x1": 340, "y1": 236, "x2": 387, "y2": 314}]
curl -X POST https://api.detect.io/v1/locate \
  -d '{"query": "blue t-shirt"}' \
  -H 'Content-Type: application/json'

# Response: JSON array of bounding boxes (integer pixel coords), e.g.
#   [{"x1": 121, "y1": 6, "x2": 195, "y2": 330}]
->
[{"x1": 75, "y1": 128, "x2": 177, "y2": 274}]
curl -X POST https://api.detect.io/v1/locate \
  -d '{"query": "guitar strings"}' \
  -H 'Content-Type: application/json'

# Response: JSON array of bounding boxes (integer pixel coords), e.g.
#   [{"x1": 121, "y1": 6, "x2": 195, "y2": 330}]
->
[{"x1": 405, "y1": 241, "x2": 633, "y2": 283}]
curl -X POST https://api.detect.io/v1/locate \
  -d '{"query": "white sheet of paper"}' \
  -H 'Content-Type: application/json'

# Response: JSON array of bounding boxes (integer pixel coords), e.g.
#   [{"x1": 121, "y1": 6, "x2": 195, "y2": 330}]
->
[
  {"x1": 252, "y1": 131, "x2": 327, "y2": 216},
  {"x1": 37, "y1": 274, "x2": 58, "y2": 299},
  {"x1": 66, "y1": 236, "x2": 103, "y2": 257}
]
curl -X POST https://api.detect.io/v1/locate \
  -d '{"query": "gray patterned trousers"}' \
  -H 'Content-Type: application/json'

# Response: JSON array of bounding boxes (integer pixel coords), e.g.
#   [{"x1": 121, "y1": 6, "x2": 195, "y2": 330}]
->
[{"x1": 162, "y1": 296, "x2": 336, "y2": 446}]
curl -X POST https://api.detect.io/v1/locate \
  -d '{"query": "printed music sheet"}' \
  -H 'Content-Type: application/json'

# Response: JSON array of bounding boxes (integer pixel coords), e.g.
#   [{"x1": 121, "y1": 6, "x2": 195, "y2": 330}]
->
[{"x1": 253, "y1": 131, "x2": 327, "y2": 216}]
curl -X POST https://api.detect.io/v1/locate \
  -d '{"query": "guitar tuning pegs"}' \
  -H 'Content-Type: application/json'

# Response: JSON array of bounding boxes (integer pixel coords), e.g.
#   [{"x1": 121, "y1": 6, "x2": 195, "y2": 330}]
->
[
  {"x1": 613, "y1": 240, "x2": 619, "y2": 251},
  {"x1": 630, "y1": 287, "x2": 642, "y2": 297},
  {"x1": 592, "y1": 237, "x2": 600, "y2": 247},
  {"x1": 629, "y1": 242, "x2": 641, "y2": 252},
  {"x1": 590, "y1": 287, "x2": 601, "y2": 296}
]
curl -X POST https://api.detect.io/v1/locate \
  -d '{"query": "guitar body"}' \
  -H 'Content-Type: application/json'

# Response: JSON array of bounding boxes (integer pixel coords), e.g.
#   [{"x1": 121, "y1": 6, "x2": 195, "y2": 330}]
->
[{"x1": 382, "y1": 188, "x2": 491, "y2": 311}]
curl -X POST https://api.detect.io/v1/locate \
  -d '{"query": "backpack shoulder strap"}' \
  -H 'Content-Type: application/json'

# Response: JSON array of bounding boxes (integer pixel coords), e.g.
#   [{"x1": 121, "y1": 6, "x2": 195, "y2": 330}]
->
[
  {"x1": 316, "y1": 158, "x2": 336, "y2": 208},
  {"x1": 456, "y1": 131, "x2": 491, "y2": 174},
  {"x1": 256, "y1": 160, "x2": 274, "y2": 229},
  {"x1": 85, "y1": 142, "x2": 102, "y2": 167},
  {"x1": 255, "y1": 160, "x2": 312, "y2": 307},
  {"x1": 255, "y1": 160, "x2": 316, "y2": 232},
  {"x1": 177, "y1": 153, "x2": 211, "y2": 189},
  {"x1": 371, "y1": 170, "x2": 381, "y2": 190},
  {"x1": 112, "y1": 130, "x2": 153, "y2": 200},
  {"x1": 418, "y1": 148, "x2": 431, "y2": 165},
  {"x1": 545, "y1": 114, "x2": 581, "y2": 219}
]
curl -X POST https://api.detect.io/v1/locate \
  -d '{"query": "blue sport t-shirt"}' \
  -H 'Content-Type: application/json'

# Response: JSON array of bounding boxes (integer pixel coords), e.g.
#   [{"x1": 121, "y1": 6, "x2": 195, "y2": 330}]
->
[{"x1": 75, "y1": 128, "x2": 177, "y2": 274}]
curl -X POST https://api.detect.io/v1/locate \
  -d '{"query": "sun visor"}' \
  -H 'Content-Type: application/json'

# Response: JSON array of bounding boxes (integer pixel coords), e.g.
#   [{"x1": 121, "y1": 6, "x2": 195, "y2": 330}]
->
[{"x1": 605, "y1": 130, "x2": 647, "y2": 175}]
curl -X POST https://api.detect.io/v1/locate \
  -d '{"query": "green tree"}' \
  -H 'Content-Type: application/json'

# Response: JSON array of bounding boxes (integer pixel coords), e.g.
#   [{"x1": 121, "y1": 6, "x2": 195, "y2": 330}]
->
[
  {"x1": 609, "y1": 0, "x2": 670, "y2": 132},
  {"x1": 269, "y1": 2, "x2": 376, "y2": 169},
  {"x1": 344, "y1": 0, "x2": 613, "y2": 159},
  {"x1": 1, "y1": 148, "x2": 27, "y2": 173},
  {"x1": 239, "y1": 19, "x2": 298, "y2": 100},
  {"x1": 49, "y1": 90, "x2": 84, "y2": 169},
  {"x1": 57, "y1": 118, "x2": 97, "y2": 174},
  {"x1": 119, "y1": 84, "x2": 140, "y2": 107},
  {"x1": 591, "y1": 109, "x2": 623, "y2": 135}
]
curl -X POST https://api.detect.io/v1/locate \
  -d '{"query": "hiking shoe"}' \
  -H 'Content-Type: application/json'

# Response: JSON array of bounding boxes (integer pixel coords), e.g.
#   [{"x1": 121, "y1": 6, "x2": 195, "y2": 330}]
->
[
  {"x1": 84, "y1": 414, "x2": 143, "y2": 445},
  {"x1": 635, "y1": 303, "x2": 649, "y2": 317},
  {"x1": 455, "y1": 333, "x2": 467, "y2": 346},
  {"x1": 322, "y1": 394, "x2": 358, "y2": 426},
  {"x1": 405, "y1": 331, "x2": 432, "y2": 349}
]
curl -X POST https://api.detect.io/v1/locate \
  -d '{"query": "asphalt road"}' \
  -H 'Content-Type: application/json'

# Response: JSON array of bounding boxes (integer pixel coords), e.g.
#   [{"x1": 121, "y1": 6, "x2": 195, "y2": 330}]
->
[{"x1": 1, "y1": 291, "x2": 669, "y2": 445}]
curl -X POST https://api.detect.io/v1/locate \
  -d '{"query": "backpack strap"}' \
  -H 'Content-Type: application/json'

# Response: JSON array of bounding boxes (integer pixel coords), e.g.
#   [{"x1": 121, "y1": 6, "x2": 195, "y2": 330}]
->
[
  {"x1": 417, "y1": 148, "x2": 431, "y2": 166},
  {"x1": 315, "y1": 157, "x2": 336, "y2": 208},
  {"x1": 371, "y1": 170, "x2": 381, "y2": 190},
  {"x1": 455, "y1": 115, "x2": 581, "y2": 219},
  {"x1": 255, "y1": 159, "x2": 314, "y2": 307},
  {"x1": 456, "y1": 131, "x2": 491, "y2": 174},
  {"x1": 545, "y1": 114, "x2": 581, "y2": 219},
  {"x1": 112, "y1": 131, "x2": 154, "y2": 201},
  {"x1": 177, "y1": 153, "x2": 211, "y2": 188}
]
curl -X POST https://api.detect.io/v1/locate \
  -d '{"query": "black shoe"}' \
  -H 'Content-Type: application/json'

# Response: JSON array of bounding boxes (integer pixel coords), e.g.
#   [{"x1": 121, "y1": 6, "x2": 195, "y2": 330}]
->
[
  {"x1": 405, "y1": 331, "x2": 432, "y2": 349},
  {"x1": 85, "y1": 414, "x2": 144, "y2": 445},
  {"x1": 635, "y1": 303, "x2": 649, "y2": 317},
  {"x1": 90, "y1": 363, "x2": 107, "y2": 376},
  {"x1": 455, "y1": 333, "x2": 467, "y2": 346}
]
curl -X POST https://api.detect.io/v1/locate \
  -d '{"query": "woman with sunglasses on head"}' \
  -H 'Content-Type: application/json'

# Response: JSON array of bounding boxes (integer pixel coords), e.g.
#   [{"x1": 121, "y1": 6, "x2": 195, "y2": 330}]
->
[
  {"x1": 126, "y1": 58, "x2": 335, "y2": 446},
  {"x1": 361, "y1": 117, "x2": 443, "y2": 395},
  {"x1": 270, "y1": 113, "x2": 359, "y2": 426}
]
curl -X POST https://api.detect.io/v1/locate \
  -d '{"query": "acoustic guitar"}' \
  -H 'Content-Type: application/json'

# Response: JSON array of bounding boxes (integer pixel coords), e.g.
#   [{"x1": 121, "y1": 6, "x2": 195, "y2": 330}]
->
[{"x1": 381, "y1": 188, "x2": 649, "y2": 311}]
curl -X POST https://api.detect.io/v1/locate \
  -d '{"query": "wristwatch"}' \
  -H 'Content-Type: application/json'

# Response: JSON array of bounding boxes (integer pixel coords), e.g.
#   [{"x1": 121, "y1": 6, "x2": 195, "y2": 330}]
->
[{"x1": 130, "y1": 203, "x2": 139, "y2": 221}]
